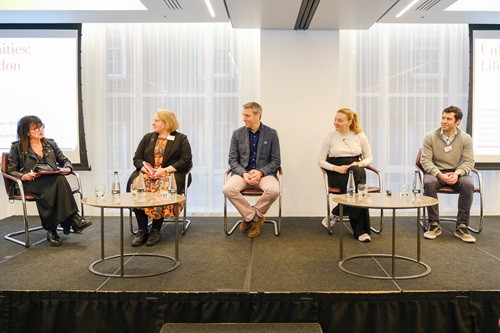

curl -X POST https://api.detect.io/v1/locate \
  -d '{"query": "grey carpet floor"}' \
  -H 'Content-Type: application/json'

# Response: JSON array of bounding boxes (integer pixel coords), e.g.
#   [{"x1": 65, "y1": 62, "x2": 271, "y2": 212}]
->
[{"x1": 0, "y1": 215, "x2": 498, "y2": 292}]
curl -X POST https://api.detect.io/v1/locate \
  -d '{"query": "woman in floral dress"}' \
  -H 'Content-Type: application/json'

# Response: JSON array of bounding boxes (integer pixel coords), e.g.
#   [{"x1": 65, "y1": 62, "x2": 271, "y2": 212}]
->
[{"x1": 130, "y1": 109, "x2": 192, "y2": 246}]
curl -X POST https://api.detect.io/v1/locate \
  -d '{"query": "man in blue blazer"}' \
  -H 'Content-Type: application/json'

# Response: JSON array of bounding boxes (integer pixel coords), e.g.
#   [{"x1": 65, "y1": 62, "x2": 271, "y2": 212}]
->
[{"x1": 222, "y1": 102, "x2": 281, "y2": 238}]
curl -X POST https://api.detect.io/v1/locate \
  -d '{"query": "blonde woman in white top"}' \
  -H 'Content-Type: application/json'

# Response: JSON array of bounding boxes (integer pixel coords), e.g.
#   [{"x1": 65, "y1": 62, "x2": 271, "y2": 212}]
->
[{"x1": 318, "y1": 108, "x2": 373, "y2": 242}]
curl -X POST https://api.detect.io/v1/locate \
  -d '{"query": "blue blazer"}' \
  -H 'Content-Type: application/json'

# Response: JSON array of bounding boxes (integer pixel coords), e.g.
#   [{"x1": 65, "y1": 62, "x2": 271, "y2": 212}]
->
[{"x1": 228, "y1": 123, "x2": 281, "y2": 178}]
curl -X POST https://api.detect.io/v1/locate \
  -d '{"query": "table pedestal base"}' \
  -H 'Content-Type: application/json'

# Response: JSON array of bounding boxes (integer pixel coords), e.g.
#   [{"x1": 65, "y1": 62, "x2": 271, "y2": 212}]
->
[
  {"x1": 338, "y1": 254, "x2": 431, "y2": 280},
  {"x1": 89, "y1": 253, "x2": 179, "y2": 278}
]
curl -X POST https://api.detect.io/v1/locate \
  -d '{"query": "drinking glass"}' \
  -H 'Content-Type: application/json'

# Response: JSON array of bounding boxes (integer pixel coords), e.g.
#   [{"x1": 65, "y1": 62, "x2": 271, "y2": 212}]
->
[
  {"x1": 94, "y1": 184, "x2": 106, "y2": 200},
  {"x1": 159, "y1": 177, "x2": 168, "y2": 197},
  {"x1": 130, "y1": 181, "x2": 137, "y2": 197},
  {"x1": 399, "y1": 183, "x2": 409, "y2": 198},
  {"x1": 168, "y1": 173, "x2": 177, "y2": 198},
  {"x1": 357, "y1": 183, "x2": 367, "y2": 198}
]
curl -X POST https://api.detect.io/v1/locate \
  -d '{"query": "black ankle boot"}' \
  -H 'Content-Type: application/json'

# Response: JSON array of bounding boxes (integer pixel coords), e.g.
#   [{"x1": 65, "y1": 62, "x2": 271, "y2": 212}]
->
[
  {"x1": 47, "y1": 229, "x2": 62, "y2": 247},
  {"x1": 71, "y1": 213, "x2": 92, "y2": 233},
  {"x1": 131, "y1": 230, "x2": 149, "y2": 247},
  {"x1": 146, "y1": 229, "x2": 161, "y2": 246}
]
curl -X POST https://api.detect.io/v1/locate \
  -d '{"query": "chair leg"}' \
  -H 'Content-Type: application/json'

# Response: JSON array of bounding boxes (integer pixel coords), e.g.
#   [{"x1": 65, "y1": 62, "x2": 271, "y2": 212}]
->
[
  {"x1": 225, "y1": 220, "x2": 241, "y2": 235},
  {"x1": 164, "y1": 215, "x2": 191, "y2": 235},
  {"x1": 326, "y1": 193, "x2": 333, "y2": 235},
  {"x1": 162, "y1": 198, "x2": 192, "y2": 235},
  {"x1": 420, "y1": 207, "x2": 428, "y2": 231},
  {"x1": 224, "y1": 192, "x2": 281, "y2": 236},
  {"x1": 78, "y1": 190, "x2": 85, "y2": 219},
  {"x1": 262, "y1": 193, "x2": 281, "y2": 236},
  {"x1": 129, "y1": 209, "x2": 137, "y2": 235},
  {"x1": 263, "y1": 219, "x2": 280, "y2": 236},
  {"x1": 259, "y1": 192, "x2": 282, "y2": 236},
  {"x1": 227, "y1": 218, "x2": 280, "y2": 236},
  {"x1": 370, "y1": 209, "x2": 384, "y2": 234},
  {"x1": 468, "y1": 192, "x2": 483, "y2": 234},
  {"x1": 4, "y1": 226, "x2": 46, "y2": 247},
  {"x1": 468, "y1": 216, "x2": 483, "y2": 234},
  {"x1": 224, "y1": 195, "x2": 241, "y2": 235},
  {"x1": 4, "y1": 208, "x2": 46, "y2": 247},
  {"x1": 129, "y1": 209, "x2": 153, "y2": 235},
  {"x1": 181, "y1": 205, "x2": 191, "y2": 235}
]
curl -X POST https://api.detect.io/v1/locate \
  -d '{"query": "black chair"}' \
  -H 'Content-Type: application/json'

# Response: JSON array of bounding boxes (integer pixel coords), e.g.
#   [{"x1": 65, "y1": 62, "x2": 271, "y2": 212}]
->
[
  {"x1": 127, "y1": 166, "x2": 192, "y2": 235},
  {"x1": 1, "y1": 152, "x2": 85, "y2": 247},
  {"x1": 320, "y1": 165, "x2": 383, "y2": 235},
  {"x1": 415, "y1": 148, "x2": 483, "y2": 233},
  {"x1": 223, "y1": 167, "x2": 283, "y2": 236}
]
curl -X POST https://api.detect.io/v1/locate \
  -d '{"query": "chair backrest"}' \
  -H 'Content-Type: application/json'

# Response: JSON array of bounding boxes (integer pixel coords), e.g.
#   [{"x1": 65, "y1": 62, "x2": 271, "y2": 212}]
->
[
  {"x1": 415, "y1": 148, "x2": 424, "y2": 172},
  {"x1": 1, "y1": 152, "x2": 13, "y2": 196}
]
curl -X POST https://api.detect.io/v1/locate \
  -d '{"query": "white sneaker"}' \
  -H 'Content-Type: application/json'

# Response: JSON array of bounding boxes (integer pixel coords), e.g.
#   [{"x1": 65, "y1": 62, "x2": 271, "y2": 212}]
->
[
  {"x1": 454, "y1": 224, "x2": 476, "y2": 243},
  {"x1": 358, "y1": 233, "x2": 371, "y2": 242},
  {"x1": 423, "y1": 223, "x2": 442, "y2": 240},
  {"x1": 321, "y1": 214, "x2": 338, "y2": 229}
]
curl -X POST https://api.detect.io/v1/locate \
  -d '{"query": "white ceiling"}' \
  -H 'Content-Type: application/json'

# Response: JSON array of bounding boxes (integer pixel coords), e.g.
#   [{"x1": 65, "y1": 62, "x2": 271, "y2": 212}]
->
[{"x1": 0, "y1": 0, "x2": 498, "y2": 30}]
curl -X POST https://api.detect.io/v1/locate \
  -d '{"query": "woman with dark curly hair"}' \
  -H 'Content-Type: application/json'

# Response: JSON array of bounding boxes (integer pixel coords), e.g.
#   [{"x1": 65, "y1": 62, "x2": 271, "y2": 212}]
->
[{"x1": 8, "y1": 115, "x2": 91, "y2": 246}]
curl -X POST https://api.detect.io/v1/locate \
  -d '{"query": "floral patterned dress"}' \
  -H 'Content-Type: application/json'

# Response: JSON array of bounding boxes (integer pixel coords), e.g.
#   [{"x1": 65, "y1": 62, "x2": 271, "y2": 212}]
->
[{"x1": 141, "y1": 138, "x2": 184, "y2": 220}]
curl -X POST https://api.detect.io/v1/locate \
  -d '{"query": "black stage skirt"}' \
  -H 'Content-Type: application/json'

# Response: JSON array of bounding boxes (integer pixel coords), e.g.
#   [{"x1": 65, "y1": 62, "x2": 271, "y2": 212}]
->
[{"x1": 22, "y1": 174, "x2": 78, "y2": 230}]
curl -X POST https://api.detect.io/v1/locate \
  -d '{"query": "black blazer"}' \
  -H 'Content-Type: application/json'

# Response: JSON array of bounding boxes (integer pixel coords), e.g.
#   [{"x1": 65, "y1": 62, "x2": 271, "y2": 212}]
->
[{"x1": 128, "y1": 131, "x2": 192, "y2": 193}]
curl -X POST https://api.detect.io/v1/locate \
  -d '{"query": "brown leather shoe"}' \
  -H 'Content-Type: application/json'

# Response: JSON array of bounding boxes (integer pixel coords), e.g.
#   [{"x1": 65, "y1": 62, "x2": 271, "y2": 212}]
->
[
  {"x1": 240, "y1": 220, "x2": 252, "y2": 233},
  {"x1": 248, "y1": 216, "x2": 265, "y2": 238}
]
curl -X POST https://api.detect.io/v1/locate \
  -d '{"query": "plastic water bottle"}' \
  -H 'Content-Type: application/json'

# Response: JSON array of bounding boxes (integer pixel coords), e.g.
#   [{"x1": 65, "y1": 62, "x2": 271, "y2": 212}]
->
[
  {"x1": 136, "y1": 171, "x2": 146, "y2": 199},
  {"x1": 412, "y1": 172, "x2": 422, "y2": 198},
  {"x1": 168, "y1": 172, "x2": 177, "y2": 198},
  {"x1": 346, "y1": 170, "x2": 355, "y2": 198},
  {"x1": 111, "y1": 171, "x2": 121, "y2": 199}
]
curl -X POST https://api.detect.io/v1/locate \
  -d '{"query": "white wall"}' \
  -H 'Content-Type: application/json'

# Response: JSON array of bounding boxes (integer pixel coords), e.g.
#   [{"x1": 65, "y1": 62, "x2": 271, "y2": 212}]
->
[{"x1": 261, "y1": 30, "x2": 339, "y2": 217}]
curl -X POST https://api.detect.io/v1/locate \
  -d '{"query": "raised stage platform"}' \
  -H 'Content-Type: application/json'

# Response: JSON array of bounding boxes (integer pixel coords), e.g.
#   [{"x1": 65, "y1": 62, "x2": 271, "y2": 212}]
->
[{"x1": 0, "y1": 215, "x2": 498, "y2": 333}]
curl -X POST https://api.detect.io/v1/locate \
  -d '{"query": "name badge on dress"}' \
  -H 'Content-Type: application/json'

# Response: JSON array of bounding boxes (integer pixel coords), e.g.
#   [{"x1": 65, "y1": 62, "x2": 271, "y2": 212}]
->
[
  {"x1": 444, "y1": 146, "x2": 453, "y2": 153},
  {"x1": 167, "y1": 135, "x2": 175, "y2": 141}
]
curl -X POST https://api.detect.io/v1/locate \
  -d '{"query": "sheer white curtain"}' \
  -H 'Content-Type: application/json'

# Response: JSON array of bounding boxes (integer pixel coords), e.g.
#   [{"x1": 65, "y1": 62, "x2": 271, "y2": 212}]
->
[
  {"x1": 339, "y1": 24, "x2": 495, "y2": 215},
  {"x1": 81, "y1": 23, "x2": 260, "y2": 215}
]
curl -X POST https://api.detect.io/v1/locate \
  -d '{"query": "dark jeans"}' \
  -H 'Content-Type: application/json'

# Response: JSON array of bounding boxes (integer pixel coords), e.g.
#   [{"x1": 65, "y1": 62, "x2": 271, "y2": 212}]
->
[{"x1": 423, "y1": 173, "x2": 474, "y2": 226}]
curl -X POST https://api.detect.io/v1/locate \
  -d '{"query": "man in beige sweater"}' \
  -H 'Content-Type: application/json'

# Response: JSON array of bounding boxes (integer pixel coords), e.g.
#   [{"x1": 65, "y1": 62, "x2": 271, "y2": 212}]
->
[{"x1": 420, "y1": 106, "x2": 476, "y2": 243}]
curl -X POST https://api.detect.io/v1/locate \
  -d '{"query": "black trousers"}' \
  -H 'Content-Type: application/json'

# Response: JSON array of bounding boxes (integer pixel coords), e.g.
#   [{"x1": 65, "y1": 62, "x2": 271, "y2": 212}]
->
[
  {"x1": 325, "y1": 156, "x2": 371, "y2": 238},
  {"x1": 133, "y1": 209, "x2": 163, "y2": 231}
]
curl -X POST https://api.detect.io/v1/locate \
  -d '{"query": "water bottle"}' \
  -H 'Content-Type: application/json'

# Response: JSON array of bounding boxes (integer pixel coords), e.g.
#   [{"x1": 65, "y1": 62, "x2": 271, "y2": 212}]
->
[
  {"x1": 168, "y1": 172, "x2": 177, "y2": 198},
  {"x1": 412, "y1": 172, "x2": 422, "y2": 198},
  {"x1": 111, "y1": 171, "x2": 121, "y2": 199},
  {"x1": 136, "y1": 171, "x2": 146, "y2": 199},
  {"x1": 346, "y1": 170, "x2": 355, "y2": 198}
]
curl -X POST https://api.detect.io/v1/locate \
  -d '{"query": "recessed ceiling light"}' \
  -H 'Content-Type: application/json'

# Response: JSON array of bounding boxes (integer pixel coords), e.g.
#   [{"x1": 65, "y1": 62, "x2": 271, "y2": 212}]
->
[
  {"x1": 204, "y1": 0, "x2": 215, "y2": 18},
  {"x1": 446, "y1": 0, "x2": 500, "y2": 11},
  {"x1": 396, "y1": 0, "x2": 420, "y2": 18}
]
